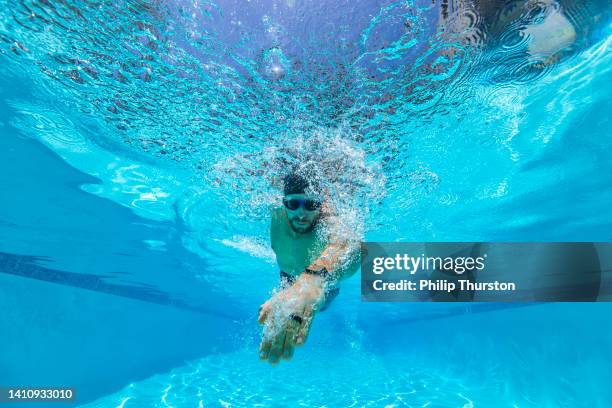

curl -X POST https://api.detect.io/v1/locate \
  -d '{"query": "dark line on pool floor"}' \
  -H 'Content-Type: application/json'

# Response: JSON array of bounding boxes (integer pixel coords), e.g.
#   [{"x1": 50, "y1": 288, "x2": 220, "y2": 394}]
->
[{"x1": 0, "y1": 251, "x2": 238, "y2": 320}]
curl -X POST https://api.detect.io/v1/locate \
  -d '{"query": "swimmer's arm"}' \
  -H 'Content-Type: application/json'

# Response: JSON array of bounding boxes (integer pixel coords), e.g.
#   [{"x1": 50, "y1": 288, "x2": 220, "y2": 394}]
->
[
  {"x1": 306, "y1": 201, "x2": 360, "y2": 282},
  {"x1": 283, "y1": 238, "x2": 356, "y2": 314},
  {"x1": 306, "y1": 240, "x2": 359, "y2": 282},
  {"x1": 269, "y1": 207, "x2": 282, "y2": 254}
]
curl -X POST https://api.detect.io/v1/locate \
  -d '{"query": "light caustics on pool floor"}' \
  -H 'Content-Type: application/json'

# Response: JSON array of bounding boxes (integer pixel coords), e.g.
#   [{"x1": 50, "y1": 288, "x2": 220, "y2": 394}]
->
[
  {"x1": 81, "y1": 349, "x2": 492, "y2": 408},
  {"x1": 78, "y1": 300, "x2": 612, "y2": 408}
]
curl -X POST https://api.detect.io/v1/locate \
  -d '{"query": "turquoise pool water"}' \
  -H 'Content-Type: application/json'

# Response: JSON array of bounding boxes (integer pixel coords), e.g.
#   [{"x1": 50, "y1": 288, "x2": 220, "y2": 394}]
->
[{"x1": 0, "y1": 0, "x2": 611, "y2": 407}]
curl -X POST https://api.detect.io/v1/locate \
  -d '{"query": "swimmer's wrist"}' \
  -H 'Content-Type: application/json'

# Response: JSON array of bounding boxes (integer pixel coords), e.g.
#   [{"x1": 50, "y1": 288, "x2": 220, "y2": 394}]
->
[
  {"x1": 297, "y1": 271, "x2": 325, "y2": 287},
  {"x1": 304, "y1": 266, "x2": 329, "y2": 279},
  {"x1": 296, "y1": 273, "x2": 326, "y2": 302}
]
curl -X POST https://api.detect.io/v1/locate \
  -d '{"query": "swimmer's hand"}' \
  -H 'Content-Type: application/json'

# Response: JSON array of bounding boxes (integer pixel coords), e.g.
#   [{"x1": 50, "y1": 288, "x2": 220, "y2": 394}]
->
[{"x1": 258, "y1": 273, "x2": 325, "y2": 364}]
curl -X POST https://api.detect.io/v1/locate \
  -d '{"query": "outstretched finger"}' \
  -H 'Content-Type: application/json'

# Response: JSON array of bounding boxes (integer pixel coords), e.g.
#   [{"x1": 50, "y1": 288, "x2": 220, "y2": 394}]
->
[
  {"x1": 258, "y1": 301, "x2": 271, "y2": 325},
  {"x1": 282, "y1": 316, "x2": 301, "y2": 360},
  {"x1": 294, "y1": 306, "x2": 315, "y2": 345},
  {"x1": 282, "y1": 335, "x2": 295, "y2": 360},
  {"x1": 267, "y1": 331, "x2": 286, "y2": 364},
  {"x1": 259, "y1": 338, "x2": 272, "y2": 360}
]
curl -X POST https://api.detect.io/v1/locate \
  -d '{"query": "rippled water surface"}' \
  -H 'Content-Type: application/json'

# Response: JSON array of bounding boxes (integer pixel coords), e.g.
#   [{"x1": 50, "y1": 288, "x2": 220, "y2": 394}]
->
[{"x1": 1, "y1": 0, "x2": 611, "y2": 406}]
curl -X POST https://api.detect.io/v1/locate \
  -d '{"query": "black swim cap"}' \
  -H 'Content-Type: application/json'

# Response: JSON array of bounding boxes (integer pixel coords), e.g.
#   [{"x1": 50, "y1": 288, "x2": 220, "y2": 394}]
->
[{"x1": 283, "y1": 164, "x2": 323, "y2": 196}]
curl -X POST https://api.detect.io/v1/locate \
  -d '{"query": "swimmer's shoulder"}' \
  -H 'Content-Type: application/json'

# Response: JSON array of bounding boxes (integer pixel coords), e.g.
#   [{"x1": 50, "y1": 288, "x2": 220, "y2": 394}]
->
[
  {"x1": 270, "y1": 206, "x2": 286, "y2": 240},
  {"x1": 271, "y1": 206, "x2": 285, "y2": 223}
]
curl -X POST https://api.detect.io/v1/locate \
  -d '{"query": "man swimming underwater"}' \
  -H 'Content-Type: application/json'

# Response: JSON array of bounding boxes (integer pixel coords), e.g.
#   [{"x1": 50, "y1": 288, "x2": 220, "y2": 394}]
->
[{"x1": 258, "y1": 164, "x2": 359, "y2": 364}]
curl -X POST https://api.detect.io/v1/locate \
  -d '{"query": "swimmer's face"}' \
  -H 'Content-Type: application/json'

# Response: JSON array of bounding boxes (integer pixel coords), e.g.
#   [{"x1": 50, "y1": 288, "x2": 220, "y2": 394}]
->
[{"x1": 283, "y1": 193, "x2": 322, "y2": 234}]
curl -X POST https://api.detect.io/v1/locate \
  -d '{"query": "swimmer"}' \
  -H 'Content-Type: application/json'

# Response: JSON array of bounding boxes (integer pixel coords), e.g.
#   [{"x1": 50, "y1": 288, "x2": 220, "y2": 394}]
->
[{"x1": 258, "y1": 164, "x2": 359, "y2": 364}]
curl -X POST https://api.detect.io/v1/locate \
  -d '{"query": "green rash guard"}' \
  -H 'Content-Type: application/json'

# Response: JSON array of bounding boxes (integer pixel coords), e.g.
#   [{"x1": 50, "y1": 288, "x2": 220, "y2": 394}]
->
[
  {"x1": 270, "y1": 207, "x2": 327, "y2": 277},
  {"x1": 269, "y1": 206, "x2": 361, "y2": 281}
]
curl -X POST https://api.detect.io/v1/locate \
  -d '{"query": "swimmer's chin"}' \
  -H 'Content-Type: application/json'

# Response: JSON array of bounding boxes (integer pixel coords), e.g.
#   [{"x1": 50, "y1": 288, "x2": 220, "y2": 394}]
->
[{"x1": 290, "y1": 221, "x2": 314, "y2": 233}]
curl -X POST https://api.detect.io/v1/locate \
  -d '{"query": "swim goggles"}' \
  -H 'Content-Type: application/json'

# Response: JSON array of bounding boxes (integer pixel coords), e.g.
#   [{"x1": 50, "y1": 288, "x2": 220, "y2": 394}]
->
[{"x1": 282, "y1": 197, "x2": 322, "y2": 211}]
